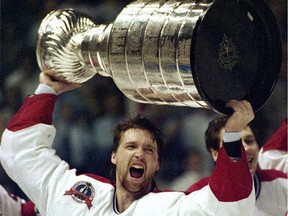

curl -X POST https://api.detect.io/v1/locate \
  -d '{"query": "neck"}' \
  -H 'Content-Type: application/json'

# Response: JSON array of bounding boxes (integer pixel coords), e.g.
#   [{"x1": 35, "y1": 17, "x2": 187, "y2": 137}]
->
[
  {"x1": 114, "y1": 182, "x2": 152, "y2": 213},
  {"x1": 114, "y1": 190, "x2": 137, "y2": 213}
]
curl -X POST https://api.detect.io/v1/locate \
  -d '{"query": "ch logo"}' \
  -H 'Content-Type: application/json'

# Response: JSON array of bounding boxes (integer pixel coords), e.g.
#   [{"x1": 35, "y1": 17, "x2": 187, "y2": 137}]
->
[{"x1": 218, "y1": 34, "x2": 239, "y2": 71}]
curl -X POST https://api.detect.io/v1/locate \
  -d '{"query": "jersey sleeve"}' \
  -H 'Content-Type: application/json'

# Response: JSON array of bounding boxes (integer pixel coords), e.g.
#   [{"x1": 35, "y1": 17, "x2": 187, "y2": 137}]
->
[
  {"x1": 258, "y1": 118, "x2": 287, "y2": 173},
  {"x1": 209, "y1": 143, "x2": 253, "y2": 202},
  {"x1": 185, "y1": 143, "x2": 254, "y2": 201},
  {"x1": 0, "y1": 94, "x2": 70, "y2": 214},
  {"x1": 180, "y1": 143, "x2": 255, "y2": 216}
]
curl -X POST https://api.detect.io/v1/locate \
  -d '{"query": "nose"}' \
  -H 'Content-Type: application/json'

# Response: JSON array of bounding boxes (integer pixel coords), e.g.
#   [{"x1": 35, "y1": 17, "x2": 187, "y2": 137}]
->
[
  {"x1": 134, "y1": 147, "x2": 144, "y2": 158},
  {"x1": 243, "y1": 142, "x2": 251, "y2": 153}
]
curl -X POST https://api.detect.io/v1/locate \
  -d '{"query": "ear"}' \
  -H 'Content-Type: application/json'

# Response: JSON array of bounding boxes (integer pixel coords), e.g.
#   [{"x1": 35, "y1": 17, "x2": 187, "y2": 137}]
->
[
  {"x1": 210, "y1": 148, "x2": 219, "y2": 161},
  {"x1": 156, "y1": 161, "x2": 160, "y2": 172},
  {"x1": 111, "y1": 152, "x2": 116, "y2": 165}
]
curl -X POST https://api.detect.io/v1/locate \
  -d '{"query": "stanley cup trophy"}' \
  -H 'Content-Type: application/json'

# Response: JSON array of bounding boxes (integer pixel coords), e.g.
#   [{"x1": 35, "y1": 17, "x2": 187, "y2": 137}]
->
[{"x1": 36, "y1": 0, "x2": 282, "y2": 115}]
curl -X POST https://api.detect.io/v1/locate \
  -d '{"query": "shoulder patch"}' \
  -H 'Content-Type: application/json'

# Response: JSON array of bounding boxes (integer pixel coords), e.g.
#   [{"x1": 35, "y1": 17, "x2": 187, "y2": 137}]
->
[{"x1": 64, "y1": 181, "x2": 95, "y2": 209}]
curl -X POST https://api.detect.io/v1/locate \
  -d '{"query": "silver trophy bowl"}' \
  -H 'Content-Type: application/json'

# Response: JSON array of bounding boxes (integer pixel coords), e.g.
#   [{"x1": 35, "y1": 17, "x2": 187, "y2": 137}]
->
[{"x1": 36, "y1": 0, "x2": 282, "y2": 114}]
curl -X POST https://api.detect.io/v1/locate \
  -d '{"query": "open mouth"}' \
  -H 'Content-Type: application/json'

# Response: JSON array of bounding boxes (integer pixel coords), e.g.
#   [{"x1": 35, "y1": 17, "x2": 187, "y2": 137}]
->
[{"x1": 130, "y1": 165, "x2": 144, "y2": 178}]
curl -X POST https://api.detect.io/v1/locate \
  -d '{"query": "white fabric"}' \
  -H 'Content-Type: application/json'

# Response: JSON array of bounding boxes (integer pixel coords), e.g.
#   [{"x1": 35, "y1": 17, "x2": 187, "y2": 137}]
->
[
  {"x1": 0, "y1": 124, "x2": 255, "y2": 216},
  {"x1": 258, "y1": 148, "x2": 288, "y2": 174},
  {"x1": 0, "y1": 184, "x2": 22, "y2": 216},
  {"x1": 253, "y1": 177, "x2": 287, "y2": 216},
  {"x1": 223, "y1": 132, "x2": 241, "y2": 143},
  {"x1": 35, "y1": 84, "x2": 56, "y2": 95}
]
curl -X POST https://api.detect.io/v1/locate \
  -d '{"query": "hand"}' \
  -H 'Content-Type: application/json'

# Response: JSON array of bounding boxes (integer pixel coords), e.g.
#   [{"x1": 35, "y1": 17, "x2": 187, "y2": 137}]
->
[
  {"x1": 224, "y1": 100, "x2": 254, "y2": 132},
  {"x1": 39, "y1": 72, "x2": 81, "y2": 95}
]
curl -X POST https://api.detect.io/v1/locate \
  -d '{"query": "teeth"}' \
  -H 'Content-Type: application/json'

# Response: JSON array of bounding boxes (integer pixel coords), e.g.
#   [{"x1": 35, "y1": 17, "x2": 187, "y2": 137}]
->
[{"x1": 131, "y1": 165, "x2": 144, "y2": 169}]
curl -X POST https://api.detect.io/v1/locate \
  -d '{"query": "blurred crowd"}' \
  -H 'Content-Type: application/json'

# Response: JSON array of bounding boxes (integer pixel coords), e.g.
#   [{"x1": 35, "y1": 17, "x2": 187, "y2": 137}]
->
[{"x1": 0, "y1": 0, "x2": 286, "y2": 199}]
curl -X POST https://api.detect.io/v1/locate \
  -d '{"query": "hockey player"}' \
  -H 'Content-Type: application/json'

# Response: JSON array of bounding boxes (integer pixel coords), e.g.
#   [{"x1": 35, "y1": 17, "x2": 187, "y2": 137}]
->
[
  {"x1": 187, "y1": 116, "x2": 287, "y2": 216},
  {"x1": 0, "y1": 72, "x2": 256, "y2": 215}
]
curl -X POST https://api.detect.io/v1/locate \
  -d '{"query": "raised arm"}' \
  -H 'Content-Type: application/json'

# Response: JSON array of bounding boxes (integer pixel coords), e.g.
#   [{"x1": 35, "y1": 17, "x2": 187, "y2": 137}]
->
[
  {"x1": 210, "y1": 100, "x2": 255, "y2": 200},
  {"x1": 224, "y1": 100, "x2": 254, "y2": 132},
  {"x1": 0, "y1": 72, "x2": 81, "y2": 214}
]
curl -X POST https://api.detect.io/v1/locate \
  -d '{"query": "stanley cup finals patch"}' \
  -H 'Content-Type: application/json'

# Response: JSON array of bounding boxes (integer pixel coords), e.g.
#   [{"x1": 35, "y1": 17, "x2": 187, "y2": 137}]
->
[{"x1": 64, "y1": 181, "x2": 95, "y2": 209}]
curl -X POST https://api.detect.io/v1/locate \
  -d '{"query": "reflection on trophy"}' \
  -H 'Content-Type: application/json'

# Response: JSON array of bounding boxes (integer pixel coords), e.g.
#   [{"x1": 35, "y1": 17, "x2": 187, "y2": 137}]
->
[{"x1": 36, "y1": 0, "x2": 282, "y2": 115}]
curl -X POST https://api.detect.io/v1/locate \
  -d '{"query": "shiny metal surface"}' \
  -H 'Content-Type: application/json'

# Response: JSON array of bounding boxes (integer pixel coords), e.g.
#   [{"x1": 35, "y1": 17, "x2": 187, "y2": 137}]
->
[
  {"x1": 36, "y1": 0, "x2": 281, "y2": 114},
  {"x1": 108, "y1": 0, "x2": 211, "y2": 108},
  {"x1": 37, "y1": 9, "x2": 99, "y2": 83},
  {"x1": 37, "y1": 0, "x2": 211, "y2": 108}
]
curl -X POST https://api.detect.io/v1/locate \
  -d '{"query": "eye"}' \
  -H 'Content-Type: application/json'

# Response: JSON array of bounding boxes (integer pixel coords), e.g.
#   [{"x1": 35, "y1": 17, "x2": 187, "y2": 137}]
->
[
  {"x1": 245, "y1": 137, "x2": 256, "y2": 145},
  {"x1": 126, "y1": 144, "x2": 136, "y2": 150},
  {"x1": 144, "y1": 147, "x2": 154, "y2": 153}
]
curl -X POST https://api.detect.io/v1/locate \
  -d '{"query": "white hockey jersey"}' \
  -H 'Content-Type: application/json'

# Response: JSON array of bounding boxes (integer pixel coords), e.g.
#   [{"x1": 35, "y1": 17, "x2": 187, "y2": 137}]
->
[
  {"x1": 258, "y1": 118, "x2": 287, "y2": 174},
  {"x1": 0, "y1": 94, "x2": 255, "y2": 216}
]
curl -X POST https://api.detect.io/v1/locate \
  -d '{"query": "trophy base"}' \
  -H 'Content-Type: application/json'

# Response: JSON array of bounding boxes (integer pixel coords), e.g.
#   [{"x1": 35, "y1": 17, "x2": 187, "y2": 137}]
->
[{"x1": 191, "y1": 0, "x2": 282, "y2": 114}]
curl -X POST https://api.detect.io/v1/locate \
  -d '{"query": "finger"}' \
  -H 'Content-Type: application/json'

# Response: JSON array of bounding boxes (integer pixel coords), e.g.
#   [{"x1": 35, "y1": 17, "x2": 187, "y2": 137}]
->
[
  {"x1": 225, "y1": 99, "x2": 238, "y2": 108},
  {"x1": 226, "y1": 100, "x2": 245, "y2": 112},
  {"x1": 226, "y1": 100, "x2": 252, "y2": 113},
  {"x1": 240, "y1": 100, "x2": 253, "y2": 112}
]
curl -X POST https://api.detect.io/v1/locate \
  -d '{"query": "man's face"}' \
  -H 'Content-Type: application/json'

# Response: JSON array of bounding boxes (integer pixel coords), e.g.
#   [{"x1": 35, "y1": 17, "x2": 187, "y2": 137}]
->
[
  {"x1": 111, "y1": 128, "x2": 160, "y2": 195},
  {"x1": 240, "y1": 127, "x2": 259, "y2": 175},
  {"x1": 214, "y1": 127, "x2": 259, "y2": 175}
]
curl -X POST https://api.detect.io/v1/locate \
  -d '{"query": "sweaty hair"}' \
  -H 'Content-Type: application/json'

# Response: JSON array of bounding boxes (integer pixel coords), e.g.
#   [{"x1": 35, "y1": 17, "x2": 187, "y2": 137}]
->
[
  {"x1": 112, "y1": 114, "x2": 164, "y2": 163},
  {"x1": 110, "y1": 114, "x2": 164, "y2": 189},
  {"x1": 205, "y1": 116, "x2": 258, "y2": 154},
  {"x1": 205, "y1": 116, "x2": 229, "y2": 153}
]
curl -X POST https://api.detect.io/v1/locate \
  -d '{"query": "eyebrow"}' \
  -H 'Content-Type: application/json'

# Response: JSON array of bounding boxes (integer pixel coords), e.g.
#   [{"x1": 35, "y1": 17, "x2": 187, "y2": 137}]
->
[
  {"x1": 123, "y1": 141, "x2": 137, "y2": 146},
  {"x1": 124, "y1": 142, "x2": 157, "y2": 149},
  {"x1": 244, "y1": 135, "x2": 256, "y2": 139},
  {"x1": 143, "y1": 144, "x2": 157, "y2": 150}
]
